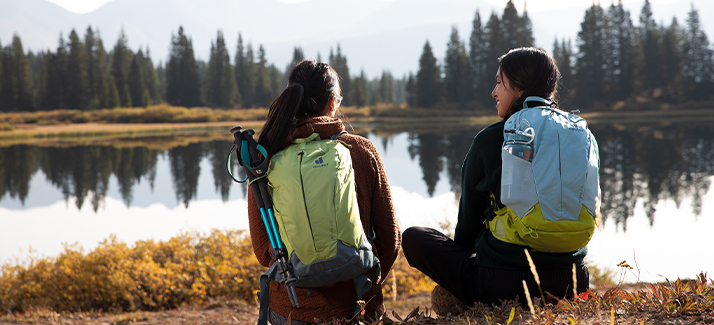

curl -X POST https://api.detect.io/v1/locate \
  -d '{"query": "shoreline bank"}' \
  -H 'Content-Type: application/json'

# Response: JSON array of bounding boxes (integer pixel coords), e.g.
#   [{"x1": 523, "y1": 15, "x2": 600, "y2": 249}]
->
[{"x1": 2, "y1": 108, "x2": 714, "y2": 146}]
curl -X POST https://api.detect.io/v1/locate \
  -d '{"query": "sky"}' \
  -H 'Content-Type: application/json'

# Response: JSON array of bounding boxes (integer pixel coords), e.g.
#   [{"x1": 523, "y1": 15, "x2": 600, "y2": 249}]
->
[{"x1": 48, "y1": 0, "x2": 682, "y2": 15}]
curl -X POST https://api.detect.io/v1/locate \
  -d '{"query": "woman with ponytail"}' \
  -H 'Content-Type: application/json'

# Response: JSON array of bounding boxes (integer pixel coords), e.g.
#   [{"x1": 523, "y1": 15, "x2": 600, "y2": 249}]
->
[
  {"x1": 247, "y1": 59, "x2": 400, "y2": 324},
  {"x1": 402, "y1": 48, "x2": 593, "y2": 312}
]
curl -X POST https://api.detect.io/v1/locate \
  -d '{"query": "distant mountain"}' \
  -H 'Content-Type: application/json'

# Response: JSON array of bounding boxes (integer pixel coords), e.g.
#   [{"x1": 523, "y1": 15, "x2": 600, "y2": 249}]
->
[{"x1": 1, "y1": 0, "x2": 712, "y2": 77}]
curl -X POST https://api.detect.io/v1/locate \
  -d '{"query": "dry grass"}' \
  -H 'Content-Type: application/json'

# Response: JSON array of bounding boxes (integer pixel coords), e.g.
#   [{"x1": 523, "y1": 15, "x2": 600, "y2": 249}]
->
[
  {"x1": 0, "y1": 105, "x2": 267, "y2": 125},
  {"x1": 1, "y1": 229, "x2": 712, "y2": 325}
]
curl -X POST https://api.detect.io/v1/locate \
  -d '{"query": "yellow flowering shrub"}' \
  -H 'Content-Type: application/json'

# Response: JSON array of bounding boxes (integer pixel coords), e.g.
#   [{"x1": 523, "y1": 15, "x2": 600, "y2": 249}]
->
[
  {"x1": 382, "y1": 249, "x2": 436, "y2": 298},
  {"x1": 0, "y1": 229, "x2": 438, "y2": 314},
  {"x1": 0, "y1": 230, "x2": 263, "y2": 313}
]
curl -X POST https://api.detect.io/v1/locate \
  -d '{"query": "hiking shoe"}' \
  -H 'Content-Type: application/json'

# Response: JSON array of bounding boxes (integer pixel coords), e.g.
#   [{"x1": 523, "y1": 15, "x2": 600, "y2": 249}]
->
[{"x1": 431, "y1": 285, "x2": 468, "y2": 316}]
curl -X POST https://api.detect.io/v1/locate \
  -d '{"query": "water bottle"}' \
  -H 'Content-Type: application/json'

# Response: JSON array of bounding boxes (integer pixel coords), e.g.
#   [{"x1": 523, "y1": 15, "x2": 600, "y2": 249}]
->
[{"x1": 503, "y1": 127, "x2": 535, "y2": 162}]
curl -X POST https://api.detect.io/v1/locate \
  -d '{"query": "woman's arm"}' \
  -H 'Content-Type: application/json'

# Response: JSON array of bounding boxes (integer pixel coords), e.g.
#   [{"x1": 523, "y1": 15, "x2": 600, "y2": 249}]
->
[
  {"x1": 454, "y1": 137, "x2": 486, "y2": 250},
  {"x1": 454, "y1": 122, "x2": 504, "y2": 250},
  {"x1": 345, "y1": 135, "x2": 400, "y2": 284},
  {"x1": 367, "y1": 141, "x2": 400, "y2": 283}
]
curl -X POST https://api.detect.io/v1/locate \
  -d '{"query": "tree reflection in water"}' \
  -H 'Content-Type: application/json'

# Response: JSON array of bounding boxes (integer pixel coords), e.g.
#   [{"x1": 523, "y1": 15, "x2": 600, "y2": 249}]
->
[
  {"x1": 0, "y1": 122, "x2": 712, "y2": 231},
  {"x1": 395, "y1": 123, "x2": 714, "y2": 231}
]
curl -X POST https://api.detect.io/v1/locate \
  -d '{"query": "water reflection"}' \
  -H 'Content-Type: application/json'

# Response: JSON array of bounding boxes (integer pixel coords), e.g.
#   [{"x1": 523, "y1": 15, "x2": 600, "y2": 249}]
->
[
  {"x1": 1, "y1": 122, "x2": 713, "y2": 231},
  {"x1": 0, "y1": 141, "x2": 248, "y2": 211},
  {"x1": 596, "y1": 124, "x2": 714, "y2": 231}
]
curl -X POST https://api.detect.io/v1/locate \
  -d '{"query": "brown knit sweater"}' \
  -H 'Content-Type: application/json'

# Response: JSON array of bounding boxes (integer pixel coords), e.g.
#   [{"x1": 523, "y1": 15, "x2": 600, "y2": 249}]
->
[{"x1": 248, "y1": 116, "x2": 401, "y2": 323}]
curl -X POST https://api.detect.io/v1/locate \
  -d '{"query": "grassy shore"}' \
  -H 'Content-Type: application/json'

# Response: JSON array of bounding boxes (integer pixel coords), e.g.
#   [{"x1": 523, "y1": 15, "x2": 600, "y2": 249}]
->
[{"x1": 3, "y1": 104, "x2": 714, "y2": 148}]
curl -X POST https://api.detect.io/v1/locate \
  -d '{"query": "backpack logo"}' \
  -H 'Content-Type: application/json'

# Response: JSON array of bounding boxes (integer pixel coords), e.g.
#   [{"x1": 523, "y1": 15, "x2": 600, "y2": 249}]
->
[{"x1": 313, "y1": 157, "x2": 328, "y2": 168}]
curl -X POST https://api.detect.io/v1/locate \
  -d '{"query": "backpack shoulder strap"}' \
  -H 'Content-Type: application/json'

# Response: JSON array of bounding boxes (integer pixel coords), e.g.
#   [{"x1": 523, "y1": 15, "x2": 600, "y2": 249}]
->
[
  {"x1": 256, "y1": 263, "x2": 280, "y2": 325},
  {"x1": 329, "y1": 130, "x2": 348, "y2": 140}
]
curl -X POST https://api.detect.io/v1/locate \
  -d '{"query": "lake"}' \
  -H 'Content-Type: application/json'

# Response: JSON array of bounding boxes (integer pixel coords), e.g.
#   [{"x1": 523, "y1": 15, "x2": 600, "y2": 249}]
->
[{"x1": 1, "y1": 118, "x2": 713, "y2": 283}]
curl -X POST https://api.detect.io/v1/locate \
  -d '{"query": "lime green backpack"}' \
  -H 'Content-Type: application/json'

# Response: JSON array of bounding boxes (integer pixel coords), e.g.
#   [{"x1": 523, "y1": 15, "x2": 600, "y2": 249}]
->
[{"x1": 258, "y1": 131, "x2": 379, "y2": 318}]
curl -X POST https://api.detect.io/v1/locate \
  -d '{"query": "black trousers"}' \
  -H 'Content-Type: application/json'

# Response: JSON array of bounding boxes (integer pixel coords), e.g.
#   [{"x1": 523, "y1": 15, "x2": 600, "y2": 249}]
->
[{"x1": 402, "y1": 227, "x2": 589, "y2": 306}]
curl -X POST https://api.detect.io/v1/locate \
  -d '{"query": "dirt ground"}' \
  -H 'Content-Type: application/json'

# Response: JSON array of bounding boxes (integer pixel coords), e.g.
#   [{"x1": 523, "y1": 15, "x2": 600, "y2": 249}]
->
[
  {"x1": 0, "y1": 294, "x2": 432, "y2": 325},
  {"x1": 2, "y1": 290, "x2": 713, "y2": 325}
]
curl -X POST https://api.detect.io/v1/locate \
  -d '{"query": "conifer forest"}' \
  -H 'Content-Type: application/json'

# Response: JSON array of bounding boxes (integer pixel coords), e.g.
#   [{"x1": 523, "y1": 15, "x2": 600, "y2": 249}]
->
[{"x1": 0, "y1": 0, "x2": 713, "y2": 113}]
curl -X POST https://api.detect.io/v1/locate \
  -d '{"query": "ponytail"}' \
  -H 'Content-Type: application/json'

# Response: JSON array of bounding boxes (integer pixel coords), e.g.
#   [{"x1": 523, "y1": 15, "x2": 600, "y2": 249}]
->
[
  {"x1": 258, "y1": 59, "x2": 341, "y2": 157},
  {"x1": 259, "y1": 84, "x2": 304, "y2": 157}
]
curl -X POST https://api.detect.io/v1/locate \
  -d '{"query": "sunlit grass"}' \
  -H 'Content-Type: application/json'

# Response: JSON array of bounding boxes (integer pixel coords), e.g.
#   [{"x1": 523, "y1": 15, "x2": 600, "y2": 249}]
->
[{"x1": 0, "y1": 104, "x2": 268, "y2": 125}]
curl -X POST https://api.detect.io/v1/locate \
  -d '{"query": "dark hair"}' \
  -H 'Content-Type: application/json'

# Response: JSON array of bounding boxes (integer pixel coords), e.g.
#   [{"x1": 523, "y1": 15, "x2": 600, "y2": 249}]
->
[
  {"x1": 498, "y1": 47, "x2": 559, "y2": 120},
  {"x1": 258, "y1": 59, "x2": 341, "y2": 157}
]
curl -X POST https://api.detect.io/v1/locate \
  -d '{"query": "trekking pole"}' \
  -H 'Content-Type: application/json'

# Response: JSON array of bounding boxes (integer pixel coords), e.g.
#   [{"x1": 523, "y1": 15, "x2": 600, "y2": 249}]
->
[{"x1": 228, "y1": 126, "x2": 300, "y2": 308}]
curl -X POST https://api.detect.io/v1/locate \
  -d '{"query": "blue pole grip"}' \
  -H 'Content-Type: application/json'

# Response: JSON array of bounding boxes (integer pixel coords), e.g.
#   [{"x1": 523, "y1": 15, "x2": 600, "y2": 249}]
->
[
  {"x1": 259, "y1": 207, "x2": 277, "y2": 249},
  {"x1": 267, "y1": 208, "x2": 283, "y2": 249}
]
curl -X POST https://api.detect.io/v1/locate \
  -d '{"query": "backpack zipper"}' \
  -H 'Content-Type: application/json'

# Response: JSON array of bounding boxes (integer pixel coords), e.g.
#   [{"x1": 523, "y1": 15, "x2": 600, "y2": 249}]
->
[{"x1": 298, "y1": 150, "x2": 318, "y2": 250}]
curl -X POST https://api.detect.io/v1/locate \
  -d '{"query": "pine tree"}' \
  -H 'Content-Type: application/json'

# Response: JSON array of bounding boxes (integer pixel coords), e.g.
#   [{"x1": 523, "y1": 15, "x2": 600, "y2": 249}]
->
[
  {"x1": 39, "y1": 35, "x2": 67, "y2": 110},
  {"x1": 351, "y1": 69, "x2": 368, "y2": 107},
  {"x1": 206, "y1": 30, "x2": 239, "y2": 108},
  {"x1": 0, "y1": 41, "x2": 9, "y2": 112},
  {"x1": 480, "y1": 12, "x2": 502, "y2": 106},
  {"x1": 121, "y1": 84, "x2": 132, "y2": 107},
  {"x1": 165, "y1": 26, "x2": 202, "y2": 107},
  {"x1": 2, "y1": 35, "x2": 34, "y2": 111},
  {"x1": 501, "y1": 1, "x2": 534, "y2": 51},
  {"x1": 393, "y1": 75, "x2": 407, "y2": 105},
  {"x1": 196, "y1": 59, "x2": 207, "y2": 106},
  {"x1": 0, "y1": 39, "x2": 3, "y2": 112},
  {"x1": 369, "y1": 77, "x2": 382, "y2": 105},
  {"x1": 156, "y1": 61, "x2": 165, "y2": 100},
  {"x1": 66, "y1": 29, "x2": 89, "y2": 110},
  {"x1": 553, "y1": 38, "x2": 575, "y2": 100},
  {"x1": 85, "y1": 27, "x2": 100, "y2": 109},
  {"x1": 234, "y1": 34, "x2": 245, "y2": 107},
  {"x1": 85, "y1": 27, "x2": 110, "y2": 109},
  {"x1": 575, "y1": 3, "x2": 607, "y2": 105},
  {"x1": 105, "y1": 75, "x2": 120, "y2": 108},
  {"x1": 637, "y1": 0, "x2": 661, "y2": 96},
  {"x1": 141, "y1": 48, "x2": 162, "y2": 104},
  {"x1": 286, "y1": 47, "x2": 304, "y2": 76},
  {"x1": 444, "y1": 27, "x2": 471, "y2": 106},
  {"x1": 244, "y1": 44, "x2": 257, "y2": 107},
  {"x1": 517, "y1": 3, "x2": 535, "y2": 47},
  {"x1": 501, "y1": 0, "x2": 521, "y2": 50},
  {"x1": 415, "y1": 41, "x2": 443, "y2": 108},
  {"x1": 604, "y1": 1, "x2": 636, "y2": 101},
  {"x1": 127, "y1": 53, "x2": 145, "y2": 107},
  {"x1": 329, "y1": 44, "x2": 351, "y2": 104},
  {"x1": 235, "y1": 36, "x2": 256, "y2": 108},
  {"x1": 660, "y1": 18, "x2": 685, "y2": 101},
  {"x1": 379, "y1": 71, "x2": 394, "y2": 104},
  {"x1": 253, "y1": 45, "x2": 272, "y2": 107},
  {"x1": 405, "y1": 72, "x2": 417, "y2": 107},
  {"x1": 268, "y1": 64, "x2": 282, "y2": 100},
  {"x1": 682, "y1": 4, "x2": 714, "y2": 100},
  {"x1": 111, "y1": 29, "x2": 133, "y2": 106},
  {"x1": 469, "y1": 11, "x2": 486, "y2": 101},
  {"x1": 26, "y1": 51, "x2": 43, "y2": 88}
]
